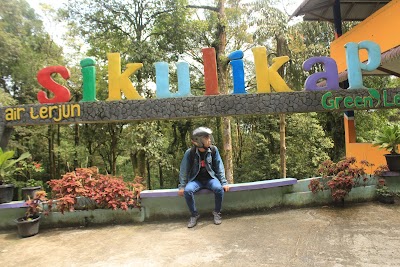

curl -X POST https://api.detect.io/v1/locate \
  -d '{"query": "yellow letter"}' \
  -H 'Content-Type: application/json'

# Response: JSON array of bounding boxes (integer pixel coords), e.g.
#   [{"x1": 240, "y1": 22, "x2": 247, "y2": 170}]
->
[
  {"x1": 269, "y1": 56, "x2": 292, "y2": 92},
  {"x1": 5, "y1": 108, "x2": 14, "y2": 121},
  {"x1": 17, "y1": 108, "x2": 25, "y2": 120},
  {"x1": 39, "y1": 107, "x2": 48, "y2": 119},
  {"x1": 30, "y1": 108, "x2": 39, "y2": 119},
  {"x1": 53, "y1": 105, "x2": 63, "y2": 122},
  {"x1": 252, "y1": 46, "x2": 292, "y2": 93},
  {"x1": 252, "y1": 47, "x2": 270, "y2": 93},
  {"x1": 48, "y1": 106, "x2": 58, "y2": 119},
  {"x1": 107, "y1": 53, "x2": 143, "y2": 101},
  {"x1": 70, "y1": 104, "x2": 81, "y2": 117}
]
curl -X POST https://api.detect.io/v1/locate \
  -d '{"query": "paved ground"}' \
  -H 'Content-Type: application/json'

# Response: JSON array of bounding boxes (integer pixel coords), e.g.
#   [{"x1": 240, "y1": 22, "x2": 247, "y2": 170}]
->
[{"x1": 1, "y1": 202, "x2": 400, "y2": 267}]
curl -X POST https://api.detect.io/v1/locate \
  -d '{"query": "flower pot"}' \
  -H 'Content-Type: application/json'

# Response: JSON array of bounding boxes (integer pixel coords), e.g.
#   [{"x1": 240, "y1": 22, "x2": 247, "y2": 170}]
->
[
  {"x1": 332, "y1": 198, "x2": 345, "y2": 207},
  {"x1": 377, "y1": 194, "x2": 395, "y2": 204},
  {"x1": 384, "y1": 154, "x2": 400, "y2": 172},
  {"x1": 15, "y1": 215, "x2": 41, "y2": 238},
  {"x1": 21, "y1": 186, "x2": 42, "y2": 201},
  {"x1": 0, "y1": 184, "x2": 15, "y2": 204}
]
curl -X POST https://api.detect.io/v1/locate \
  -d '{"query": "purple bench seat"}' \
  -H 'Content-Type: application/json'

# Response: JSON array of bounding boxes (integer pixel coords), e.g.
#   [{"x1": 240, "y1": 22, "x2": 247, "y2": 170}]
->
[
  {"x1": 140, "y1": 178, "x2": 297, "y2": 198},
  {"x1": 0, "y1": 201, "x2": 26, "y2": 209}
]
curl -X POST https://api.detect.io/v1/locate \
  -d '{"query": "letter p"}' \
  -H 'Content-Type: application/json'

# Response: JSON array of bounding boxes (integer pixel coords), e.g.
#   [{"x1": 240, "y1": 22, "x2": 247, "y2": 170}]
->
[{"x1": 345, "y1": 41, "x2": 381, "y2": 89}]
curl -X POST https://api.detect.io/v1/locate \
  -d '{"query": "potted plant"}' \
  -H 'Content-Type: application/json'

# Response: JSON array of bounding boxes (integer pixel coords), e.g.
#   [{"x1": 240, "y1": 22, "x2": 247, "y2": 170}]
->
[
  {"x1": 21, "y1": 179, "x2": 44, "y2": 201},
  {"x1": 14, "y1": 190, "x2": 49, "y2": 237},
  {"x1": 373, "y1": 125, "x2": 400, "y2": 172},
  {"x1": 375, "y1": 178, "x2": 396, "y2": 204},
  {"x1": 0, "y1": 148, "x2": 31, "y2": 203},
  {"x1": 309, "y1": 157, "x2": 372, "y2": 206},
  {"x1": 16, "y1": 160, "x2": 45, "y2": 201}
]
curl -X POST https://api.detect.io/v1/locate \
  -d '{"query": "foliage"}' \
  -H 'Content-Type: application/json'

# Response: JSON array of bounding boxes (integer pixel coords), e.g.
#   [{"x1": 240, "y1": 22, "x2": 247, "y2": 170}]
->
[
  {"x1": 0, "y1": 0, "x2": 64, "y2": 104},
  {"x1": 0, "y1": 89, "x2": 17, "y2": 106},
  {"x1": 16, "y1": 160, "x2": 44, "y2": 180},
  {"x1": 47, "y1": 167, "x2": 144, "y2": 213},
  {"x1": 286, "y1": 21, "x2": 347, "y2": 161},
  {"x1": 62, "y1": 0, "x2": 175, "y2": 96},
  {"x1": 373, "y1": 165, "x2": 389, "y2": 177},
  {"x1": 233, "y1": 115, "x2": 280, "y2": 182},
  {"x1": 2, "y1": 0, "x2": 396, "y2": 190},
  {"x1": 25, "y1": 178, "x2": 44, "y2": 188},
  {"x1": 308, "y1": 178, "x2": 324, "y2": 193},
  {"x1": 123, "y1": 121, "x2": 176, "y2": 186},
  {"x1": 308, "y1": 157, "x2": 372, "y2": 202},
  {"x1": 23, "y1": 190, "x2": 49, "y2": 220},
  {"x1": 232, "y1": 113, "x2": 333, "y2": 182},
  {"x1": 285, "y1": 113, "x2": 333, "y2": 178},
  {"x1": 373, "y1": 166, "x2": 397, "y2": 202},
  {"x1": 354, "y1": 109, "x2": 396, "y2": 143},
  {"x1": 372, "y1": 125, "x2": 400, "y2": 154},
  {"x1": 375, "y1": 178, "x2": 397, "y2": 198},
  {"x1": 0, "y1": 148, "x2": 31, "y2": 184}
]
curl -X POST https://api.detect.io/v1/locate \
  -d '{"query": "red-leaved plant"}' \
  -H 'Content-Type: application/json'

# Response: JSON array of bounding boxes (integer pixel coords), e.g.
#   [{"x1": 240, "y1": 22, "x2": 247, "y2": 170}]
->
[
  {"x1": 309, "y1": 157, "x2": 373, "y2": 203},
  {"x1": 373, "y1": 165, "x2": 390, "y2": 176},
  {"x1": 47, "y1": 167, "x2": 144, "y2": 214},
  {"x1": 23, "y1": 190, "x2": 50, "y2": 220}
]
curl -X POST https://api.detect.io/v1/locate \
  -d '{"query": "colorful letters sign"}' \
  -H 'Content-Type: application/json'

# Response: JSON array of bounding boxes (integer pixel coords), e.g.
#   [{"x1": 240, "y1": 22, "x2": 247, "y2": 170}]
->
[{"x1": 4, "y1": 40, "x2": 385, "y2": 123}]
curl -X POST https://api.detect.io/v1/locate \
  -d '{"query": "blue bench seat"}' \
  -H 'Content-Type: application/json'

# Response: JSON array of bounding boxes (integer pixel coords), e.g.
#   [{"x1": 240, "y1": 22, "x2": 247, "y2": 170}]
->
[{"x1": 140, "y1": 178, "x2": 297, "y2": 198}]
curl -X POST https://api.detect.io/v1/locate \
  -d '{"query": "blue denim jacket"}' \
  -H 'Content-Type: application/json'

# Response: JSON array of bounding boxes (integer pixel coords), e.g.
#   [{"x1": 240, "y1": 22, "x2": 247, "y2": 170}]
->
[{"x1": 179, "y1": 146, "x2": 227, "y2": 189}]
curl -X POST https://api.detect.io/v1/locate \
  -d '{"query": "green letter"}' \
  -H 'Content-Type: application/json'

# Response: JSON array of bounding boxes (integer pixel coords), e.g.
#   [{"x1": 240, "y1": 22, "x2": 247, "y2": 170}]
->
[
  {"x1": 80, "y1": 58, "x2": 97, "y2": 102},
  {"x1": 334, "y1": 96, "x2": 343, "y2": 109},
  {"x1": 394, "y1": 94, "x2": 400, "y2": 106},
  {"x1": 344, "y1": 96, "x2": 354, "y2": 108},
  {"x1": 383, "y1": 90, "x2": 394, "y2": 107},
  {"x1": 363, "y1": 97, "x2": 373, "y2": 108},
  {"x1": 354, "y1": 96, "x2": 364, "y2": 108}
]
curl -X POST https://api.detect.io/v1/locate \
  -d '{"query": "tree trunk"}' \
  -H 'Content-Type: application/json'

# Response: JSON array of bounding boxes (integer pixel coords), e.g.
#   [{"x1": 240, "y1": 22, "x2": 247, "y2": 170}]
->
[
  {"x1": 221, "y1": 117, "x2": 233, "y2": 183},
  {"x1": 279, "y1": 114, "x2": 286, "y2": 178},
  {"x1": 146, "y1": 159, "x2": 151, "y2": 190},
  {"x1": 107, "y1": 123, "x2": 122, "y2": 176},
  {"x1": 48, "y1": 125, "x2": 56, "y2": 180},
  {"x1": 276, "y1": 35, "x2": 287, "y2": 178},
  {"x1": 57, "y1": 125, "x2": 61, "y2": 178},
  {"x1": 216, "y1": 0, "x2": 234, "y2": 184},
  {"x1": 159, "y1": 163, "x2": 164, "y2": 189},
  {"x1": 137, "y1": 151, "x2": 146, "y2": 178},
  {"x1": 130, "y1": 150, "x2": 146, "y2": 178},
  {"x1": 234, "y1": 119, "x2": 243, "y2": 166},
  {"x1": 74, "y1": 124, "x2": 79, "y2": 170}
]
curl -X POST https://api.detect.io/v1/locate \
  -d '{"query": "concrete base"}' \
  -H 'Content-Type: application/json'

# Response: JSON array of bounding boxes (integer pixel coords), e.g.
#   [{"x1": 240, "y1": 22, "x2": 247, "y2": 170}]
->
[
  {"x1": 40, "y1": 208, "x2": 144, "y2": 229},
  {"x1": 141, "y1": 186, "x2": 291, "y2": 220},
  {"x1": 0, "y1": 207, "x2": 144, "y2": 230},
  {"x1": 0, "y1": 176, "x2": 394, "y2": 230}
]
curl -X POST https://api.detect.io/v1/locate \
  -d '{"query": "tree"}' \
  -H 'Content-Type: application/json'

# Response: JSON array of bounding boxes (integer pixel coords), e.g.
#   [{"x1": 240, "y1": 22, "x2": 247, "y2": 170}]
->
[
  {"x1": 62, "y1": 0, "x2": 198, "y2": 178},
  {"x1": 1, "y1": 0, "x2": 66, "y2": 184},
  {"x1": 0, "y1": 0, "x2": 64, "y2": 104},
  {"x1": 183, "y1": 0, "x2": 254, "y2": 183},
  {"x1": 248, "y1": 0, "x2": 292, "y2": 177},
  {"x1": 285, "y1": 113, "x2": 333, "y2": 178}
]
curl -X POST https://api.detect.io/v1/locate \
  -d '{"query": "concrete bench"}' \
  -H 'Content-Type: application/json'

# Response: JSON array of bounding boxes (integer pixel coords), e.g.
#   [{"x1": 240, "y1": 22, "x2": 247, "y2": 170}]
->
[{"x1": 140, "y1": 178, "x2": 297, "y2": 198}]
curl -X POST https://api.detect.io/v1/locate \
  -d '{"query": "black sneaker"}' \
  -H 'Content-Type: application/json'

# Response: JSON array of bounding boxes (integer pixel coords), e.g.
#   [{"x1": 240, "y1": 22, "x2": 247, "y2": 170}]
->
[
  {"x1": 212, "y1": 211, "x2": 222, "y2": 225},
  {"x1": 187, "y1": 214, "x2": 200, "y2": 228}
]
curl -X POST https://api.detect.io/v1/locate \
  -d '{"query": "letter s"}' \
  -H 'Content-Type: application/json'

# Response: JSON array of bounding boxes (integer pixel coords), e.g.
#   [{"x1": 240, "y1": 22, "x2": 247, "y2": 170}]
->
[{"x1": 37, "y1": 66, "x2": 71, "y2": 103}]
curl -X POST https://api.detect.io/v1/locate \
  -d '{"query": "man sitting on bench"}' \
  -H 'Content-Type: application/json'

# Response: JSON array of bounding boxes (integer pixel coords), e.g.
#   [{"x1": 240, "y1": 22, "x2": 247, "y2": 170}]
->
[{"x1": 178, "y1": 127, "x2": 230, "y2": 228}]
